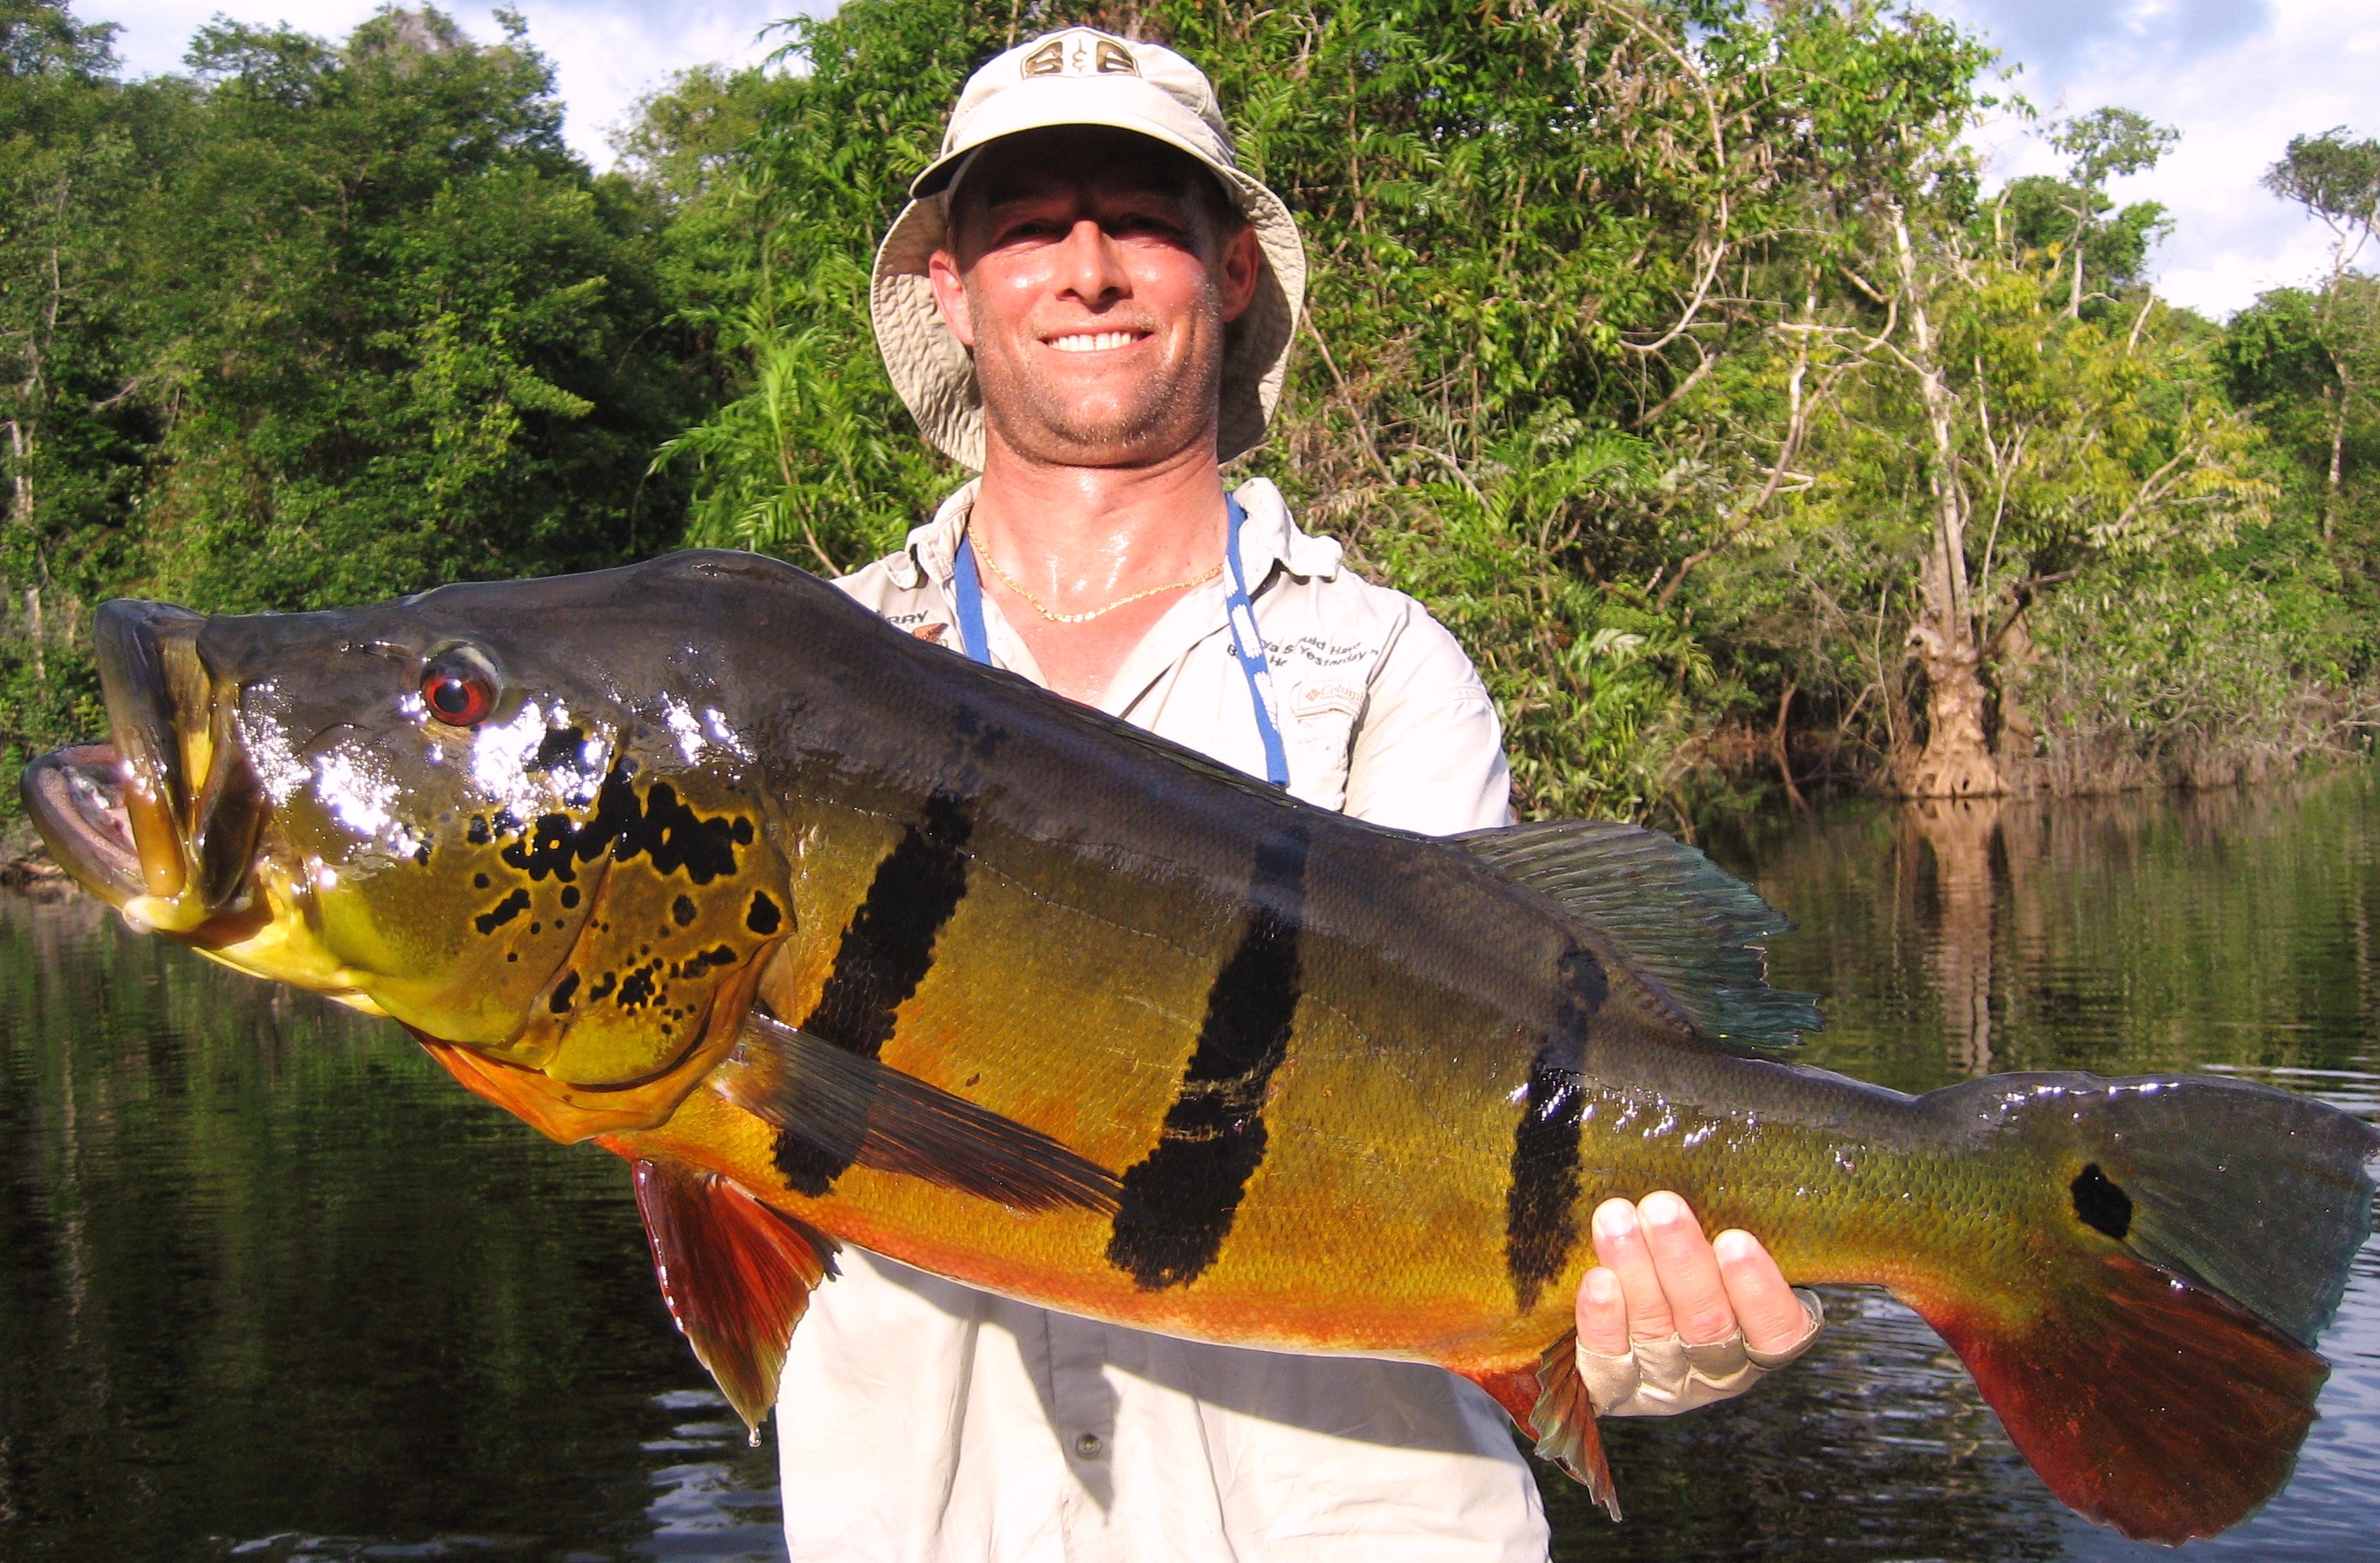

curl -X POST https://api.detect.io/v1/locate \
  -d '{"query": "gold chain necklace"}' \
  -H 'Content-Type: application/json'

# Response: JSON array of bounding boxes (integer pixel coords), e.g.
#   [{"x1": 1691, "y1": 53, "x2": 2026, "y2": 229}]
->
[{"x1": 974, "y1": 540, "x2": 1221, "y2": 624}]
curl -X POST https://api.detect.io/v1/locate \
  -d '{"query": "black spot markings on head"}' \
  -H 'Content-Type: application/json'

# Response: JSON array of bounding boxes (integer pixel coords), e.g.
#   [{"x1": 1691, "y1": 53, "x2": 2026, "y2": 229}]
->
[
  {"x1": 1105, "y1": 826, "x2": 1309, "y2": 1291},
  {"x1": 774, "y1": 792, "x2": 975, "y2": 1197},
  {"x1": 474, "y1": 887, "x2": 530, "y2": 935},
  {"x1": 746, "y1": 892, "x2": 782, "y2": 935},
  {"x1": 672, "y1": 894, "x2": 698, "y2": 927},
  {"x1": 2071, "y1": 1162, "x2": 2134, "y2": 1240},
  {"x1": 548, "y1": 970, "x2": 579, "y2": 1014},
  {"x1": 529, "y1": 726, "x2": 589, "y2": 773},
  {"x1": 494, "y1": 763, "x2": 751, "y2": 887},
  {"x1": 1503, "y1": 947, "x2": 1606, "y2": 1313}
]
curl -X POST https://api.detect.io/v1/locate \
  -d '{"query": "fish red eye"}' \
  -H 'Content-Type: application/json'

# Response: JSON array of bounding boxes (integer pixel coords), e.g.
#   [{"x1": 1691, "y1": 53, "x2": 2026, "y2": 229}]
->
[{"x1": 423, "y1": 665, "x2": 493, "y2": 726}]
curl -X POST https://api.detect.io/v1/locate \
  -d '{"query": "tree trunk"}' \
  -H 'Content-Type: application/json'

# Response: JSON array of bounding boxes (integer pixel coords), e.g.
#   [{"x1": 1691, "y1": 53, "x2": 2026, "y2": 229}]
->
[
  {"x1": 2325, "y1": 369, "x2": 2353, "y2": 543},
  {"x1": 1891, "y1": 205, "x2": 2003, "y2": 798}
]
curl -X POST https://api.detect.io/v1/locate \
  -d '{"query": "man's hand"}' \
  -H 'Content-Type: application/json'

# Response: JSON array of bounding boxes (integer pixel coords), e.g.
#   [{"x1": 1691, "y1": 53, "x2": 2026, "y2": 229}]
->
[{"x1": 1572, "y1": 1191, "x2": 1824, "y2": 1417}]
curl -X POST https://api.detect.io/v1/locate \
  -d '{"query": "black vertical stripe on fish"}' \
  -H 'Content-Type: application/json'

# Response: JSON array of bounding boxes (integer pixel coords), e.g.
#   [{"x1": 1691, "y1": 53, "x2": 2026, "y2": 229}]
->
[
  {"x1": 774, "y1": 792, "x2": 974, "y2": 1196},
  {"x1": 1106, "y1": 827, "x2": 1309, "y2": 1290},
  {"x1": 1504, "y1": 947, "x2": 1606, "y2": 1311}
]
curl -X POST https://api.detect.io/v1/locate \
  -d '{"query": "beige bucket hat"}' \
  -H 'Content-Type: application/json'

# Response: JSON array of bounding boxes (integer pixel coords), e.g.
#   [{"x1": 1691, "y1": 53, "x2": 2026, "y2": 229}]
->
[{"x1": 870, "y1": 27, "x2": 1308, "y2": 470}]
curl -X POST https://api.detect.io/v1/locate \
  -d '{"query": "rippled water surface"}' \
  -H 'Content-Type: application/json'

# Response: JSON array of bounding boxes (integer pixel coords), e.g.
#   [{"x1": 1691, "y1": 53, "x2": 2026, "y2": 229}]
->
[{"x1": 3, "y1": 774, "x2": 2377, "y2": 1560}]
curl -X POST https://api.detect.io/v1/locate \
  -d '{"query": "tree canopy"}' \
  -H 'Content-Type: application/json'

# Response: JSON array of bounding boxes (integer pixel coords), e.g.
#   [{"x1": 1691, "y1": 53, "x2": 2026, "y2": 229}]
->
[{"x1": 3, "y1": 0, "x2": 2374, "y2": 831}]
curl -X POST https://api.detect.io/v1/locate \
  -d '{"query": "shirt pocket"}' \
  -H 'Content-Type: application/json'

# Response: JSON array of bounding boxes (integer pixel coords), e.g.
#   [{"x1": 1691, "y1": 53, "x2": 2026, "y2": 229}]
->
[{"x1": 1281, "y1": 676, "x2": 1369, "y2": 810}]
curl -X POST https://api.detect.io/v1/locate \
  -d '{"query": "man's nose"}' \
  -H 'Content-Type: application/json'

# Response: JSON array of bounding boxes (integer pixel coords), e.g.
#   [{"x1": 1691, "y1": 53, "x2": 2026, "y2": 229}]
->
[{"x1": 1054, "y1": 218, "x2": 1129, "y2": 305}]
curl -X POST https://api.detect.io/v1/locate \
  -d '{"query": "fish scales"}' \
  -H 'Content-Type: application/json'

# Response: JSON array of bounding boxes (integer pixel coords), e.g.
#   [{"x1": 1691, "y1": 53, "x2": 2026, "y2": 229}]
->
[{"x1": 24, "y1": 550, "x2": 2379, "y2": 1545}]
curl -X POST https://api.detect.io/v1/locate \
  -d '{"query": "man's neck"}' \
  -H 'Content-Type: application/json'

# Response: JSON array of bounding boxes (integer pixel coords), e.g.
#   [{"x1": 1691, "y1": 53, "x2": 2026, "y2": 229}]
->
[
  {"x1": 963, "y1": 432, "x2": 1232, "y2": 707},
  {"x1": 969, "y1": 434, "x2": 1227, "y2": 601}
]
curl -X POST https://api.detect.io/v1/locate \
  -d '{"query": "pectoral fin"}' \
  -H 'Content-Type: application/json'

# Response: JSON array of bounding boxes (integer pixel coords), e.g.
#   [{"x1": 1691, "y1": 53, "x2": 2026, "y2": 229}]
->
[
  {"x1": 717, "y1": 1009, "x2": 1122, "y2": 1214},
  {"x1": 1459, "y1": 1333, "x2": 1619, "y2": 1521},
  {"x1": 629, "y1": 1155, "x2": 838, "y2": 1434}
]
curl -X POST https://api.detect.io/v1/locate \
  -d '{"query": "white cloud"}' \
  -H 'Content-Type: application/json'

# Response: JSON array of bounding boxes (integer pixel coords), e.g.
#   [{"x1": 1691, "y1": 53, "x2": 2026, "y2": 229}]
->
[
  {"x1": 1942, "y1": 0, "x2": 2380, "y2": 316},
  {"x1": 84, "y1": 1, "x2": 812, "y2": 166}
]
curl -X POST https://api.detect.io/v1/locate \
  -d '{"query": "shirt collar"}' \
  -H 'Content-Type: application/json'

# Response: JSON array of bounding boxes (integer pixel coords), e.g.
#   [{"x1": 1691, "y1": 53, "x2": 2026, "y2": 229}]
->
[{"x1": 894, "y1": 475, "x2": 1344, "y2": 594}]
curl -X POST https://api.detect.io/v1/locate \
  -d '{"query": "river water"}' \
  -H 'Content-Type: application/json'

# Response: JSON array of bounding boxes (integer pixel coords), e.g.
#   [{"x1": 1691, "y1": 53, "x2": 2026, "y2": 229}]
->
[{"x1": 2, "y1": 773, "x2": 2375, "y2": 1560}]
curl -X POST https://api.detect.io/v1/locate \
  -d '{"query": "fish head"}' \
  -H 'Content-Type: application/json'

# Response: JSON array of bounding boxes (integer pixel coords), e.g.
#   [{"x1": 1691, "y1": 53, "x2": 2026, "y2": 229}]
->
[{"x1": 23, "y1": 557, "x2": 796, "y2": 1102}]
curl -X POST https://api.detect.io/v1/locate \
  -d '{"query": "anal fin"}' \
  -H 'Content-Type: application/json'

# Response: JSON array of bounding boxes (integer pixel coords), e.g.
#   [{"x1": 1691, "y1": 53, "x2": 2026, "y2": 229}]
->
[
  {"x1": 1459, "y1": 1332, "x2": 1619, "y2": 1520},
  {"x1": 629, "y1": 1155, "x2": 838, "y2": 1434},
  {"x1": 718, "y1": 1010, "x2": 1122, "y2": 1214}
]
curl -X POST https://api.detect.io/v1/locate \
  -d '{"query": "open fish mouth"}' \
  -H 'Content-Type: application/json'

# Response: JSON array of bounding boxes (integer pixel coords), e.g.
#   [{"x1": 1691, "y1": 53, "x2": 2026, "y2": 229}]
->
[
  {"x1": 21, "y1": 600, "x2": 267, "y2": 937},
  {"x1": 22, "y1": 740, "x2": 144, "y2": 900}
]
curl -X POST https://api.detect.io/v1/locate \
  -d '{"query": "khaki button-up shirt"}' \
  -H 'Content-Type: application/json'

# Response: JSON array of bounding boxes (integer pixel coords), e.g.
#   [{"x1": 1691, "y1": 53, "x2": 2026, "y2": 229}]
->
[{"x1": 774, "y1": 477, "x2": 1547, "y2": 1563}]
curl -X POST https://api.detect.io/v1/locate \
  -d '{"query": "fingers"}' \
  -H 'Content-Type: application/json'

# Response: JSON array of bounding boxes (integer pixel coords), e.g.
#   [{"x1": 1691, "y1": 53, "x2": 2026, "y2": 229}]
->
[
  {"x1": 1588, "y1": 1193, "x2": 1752, "y2": 1347},
  {"x1": 1576, "y1": 1265, "x2": 1630, "y2": 1357},
  {"x1": 1590, "y1": 1196, "x2": 1675, "y2": 1343},
  {"x1": 1714, "y1": 1228, "x2": 1815, "y2": 1356}
]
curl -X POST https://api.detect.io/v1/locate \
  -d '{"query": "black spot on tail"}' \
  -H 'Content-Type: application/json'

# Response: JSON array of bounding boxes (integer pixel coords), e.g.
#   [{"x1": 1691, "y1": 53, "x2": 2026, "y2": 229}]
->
[
  {"x1": 774, "y1": 794, "x2": 975, "y2": 1196},
  {"x1": 1105, "y1": 827, "x2": 1309, "y2": 1291},
  {"x1": 1504, "y1": 948, "x2": 1606, "y2": 1311},
  {"x1": 2072, "y1": 1162, "x2": 2134, "y2": 1240}
]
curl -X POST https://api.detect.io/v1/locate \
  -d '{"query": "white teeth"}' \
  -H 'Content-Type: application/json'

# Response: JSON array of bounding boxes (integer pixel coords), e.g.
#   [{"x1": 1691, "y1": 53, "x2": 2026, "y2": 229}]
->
[{"x1": 1050, "y1": 331, "x2": 1142, "y2": 353}]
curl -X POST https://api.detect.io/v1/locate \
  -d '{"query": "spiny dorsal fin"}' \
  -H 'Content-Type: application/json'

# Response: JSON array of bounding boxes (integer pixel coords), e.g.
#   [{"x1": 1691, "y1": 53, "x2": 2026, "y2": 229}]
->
[
  {"x1": 1457, "y1": 819, "x2": 1822, "y2": 1053},
  {"x1": 717, "y1": 1010, "x2": 1123, "y2": 1214},
  {"x1": 629, "y1": 1157, "x2": 837, "y2": 1434}
]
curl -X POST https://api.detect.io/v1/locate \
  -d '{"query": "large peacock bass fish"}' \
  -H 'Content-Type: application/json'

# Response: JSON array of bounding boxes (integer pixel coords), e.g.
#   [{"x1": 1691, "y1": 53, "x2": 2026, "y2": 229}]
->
[{"x1": 23, "y1": 551, "x2": 2378, "y2": 1545}]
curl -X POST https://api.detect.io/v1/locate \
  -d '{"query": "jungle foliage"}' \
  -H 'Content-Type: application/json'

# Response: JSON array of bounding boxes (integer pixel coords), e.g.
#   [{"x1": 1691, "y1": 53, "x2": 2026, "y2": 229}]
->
[{"x1": 3, "y1": 0, "x2": 2377, "y2": 829}]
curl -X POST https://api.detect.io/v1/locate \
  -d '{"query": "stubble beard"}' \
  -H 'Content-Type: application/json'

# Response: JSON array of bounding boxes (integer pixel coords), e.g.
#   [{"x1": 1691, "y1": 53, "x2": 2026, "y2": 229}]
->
[{"x1": 973, "y1": 296, "x2": 1227, "y2": 468}]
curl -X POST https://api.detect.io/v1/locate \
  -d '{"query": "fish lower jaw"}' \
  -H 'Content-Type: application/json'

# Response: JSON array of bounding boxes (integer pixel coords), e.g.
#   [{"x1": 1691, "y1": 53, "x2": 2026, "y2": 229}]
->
[{"x1": 121, "y1": 890, "x2": 218, "y2": 935}]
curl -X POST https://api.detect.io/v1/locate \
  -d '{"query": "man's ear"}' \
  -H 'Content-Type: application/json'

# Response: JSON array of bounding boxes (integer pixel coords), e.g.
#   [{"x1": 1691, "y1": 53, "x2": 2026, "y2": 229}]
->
[
  {"x1": 1218, "y1": 224, "x2": 1262, "y2": 324},
  {"x1": 928, "y1": 248, "x2": 976, "y2": 349}
]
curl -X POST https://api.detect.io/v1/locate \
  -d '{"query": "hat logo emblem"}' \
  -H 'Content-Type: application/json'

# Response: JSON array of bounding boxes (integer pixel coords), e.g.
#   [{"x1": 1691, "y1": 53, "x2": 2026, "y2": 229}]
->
[{"x1": 1020, "y1": 34, "x2": 1140, "y2": 78}]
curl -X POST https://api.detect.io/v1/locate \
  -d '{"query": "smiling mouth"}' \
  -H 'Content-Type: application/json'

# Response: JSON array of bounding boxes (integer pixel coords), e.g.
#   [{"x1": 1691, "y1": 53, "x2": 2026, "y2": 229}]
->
[{"x1": 1046, "y1": 330, "x2": 1150, "y2": 353}]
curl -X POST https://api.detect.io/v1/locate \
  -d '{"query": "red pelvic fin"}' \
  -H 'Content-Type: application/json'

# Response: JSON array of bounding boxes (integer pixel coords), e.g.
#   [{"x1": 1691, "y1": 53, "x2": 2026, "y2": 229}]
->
[
  {"x1": 630, "y1": 1156, "x2": 839, "y2": 1433},
  {"x1": 1459, "y1": 1332, "x2": 1620, "y2": 1521},
  {"x1": 1912, "y1": 1250, "x2": 2330, "y2": 1545}
]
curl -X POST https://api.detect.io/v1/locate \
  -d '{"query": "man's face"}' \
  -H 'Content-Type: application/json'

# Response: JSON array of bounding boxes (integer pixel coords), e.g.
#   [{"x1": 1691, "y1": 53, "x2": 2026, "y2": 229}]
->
[{"x1": 928, "y1": 127, "x2": 1262, "y2": 468}]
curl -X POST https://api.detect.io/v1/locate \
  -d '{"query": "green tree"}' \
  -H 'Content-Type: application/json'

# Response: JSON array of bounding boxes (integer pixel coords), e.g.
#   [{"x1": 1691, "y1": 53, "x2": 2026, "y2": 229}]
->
[
  {"x1": 126, "y1": 8, "x2": 698, "y2": 610},
  {"x1": 2043, "y1": 107, "x2": 2177, "y2": 317},
  {"x1": 2259, "y1": 127, "x2": 2380, "y2": 541}
]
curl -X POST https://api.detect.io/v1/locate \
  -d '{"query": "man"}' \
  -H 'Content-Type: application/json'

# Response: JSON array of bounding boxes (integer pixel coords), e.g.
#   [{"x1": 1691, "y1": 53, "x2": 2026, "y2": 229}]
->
[{"x1": 780, "y1": 29, "x2": 1823, "y2": 1560}]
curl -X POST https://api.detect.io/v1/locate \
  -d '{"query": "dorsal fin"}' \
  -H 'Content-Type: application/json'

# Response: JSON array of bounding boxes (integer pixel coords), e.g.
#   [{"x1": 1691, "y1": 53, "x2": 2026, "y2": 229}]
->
[
  {"x1": 629, "y1": 1156, "x2": 838, "y2": 1434},
  {"x1": 1456, "y1": 820, "x2": 1821, "y2": 1052}
]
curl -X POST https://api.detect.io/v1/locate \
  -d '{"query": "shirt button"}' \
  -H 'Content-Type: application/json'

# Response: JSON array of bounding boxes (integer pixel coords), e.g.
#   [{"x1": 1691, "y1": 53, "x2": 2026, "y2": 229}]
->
[{"x1": 1072, "y1": 1432, "x2": 1105, "y2": 1460}]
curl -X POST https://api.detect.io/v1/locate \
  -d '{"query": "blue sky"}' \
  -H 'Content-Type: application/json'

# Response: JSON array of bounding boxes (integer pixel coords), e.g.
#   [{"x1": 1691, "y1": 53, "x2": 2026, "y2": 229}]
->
[{"x1": 87, "y1": 0, "x2": 2380, "y2": 317}]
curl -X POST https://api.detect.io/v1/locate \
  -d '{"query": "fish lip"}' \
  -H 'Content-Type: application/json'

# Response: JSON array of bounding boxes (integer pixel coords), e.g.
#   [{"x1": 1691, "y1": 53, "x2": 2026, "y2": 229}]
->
[
  {"x1": 21, "y1": 741, "x2": 145, "y2": 903},
  {"x1": 25, "y1": 598, "x2": 269, "y2": 928},
  {"x1": 93, "y1": 598, "x2": 208, "y2": 900}
]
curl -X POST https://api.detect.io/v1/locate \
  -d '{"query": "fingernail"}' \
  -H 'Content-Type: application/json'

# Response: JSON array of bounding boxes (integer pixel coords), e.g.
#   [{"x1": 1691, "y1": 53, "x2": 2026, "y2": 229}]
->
[
  {"x1": 1641, "y1": 1191, "x2": 1687, "y2": 1227},
  {"x1": 1713, "y1": 1229, "x2": 1758, "y2": 1264},
  {"x1": 1593, "y1": 1200, "x2": 1636, "y2": 1240},
  {"x1": 1585, "y1": 1267, "x2": 1622, "y2": 1307}
]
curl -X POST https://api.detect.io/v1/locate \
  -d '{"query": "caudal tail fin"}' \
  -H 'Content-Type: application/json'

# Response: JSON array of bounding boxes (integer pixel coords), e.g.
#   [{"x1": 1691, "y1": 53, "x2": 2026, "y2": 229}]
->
[{"x1": 1903, "y1": 1073, "x2": 2378, "y2": 1544}]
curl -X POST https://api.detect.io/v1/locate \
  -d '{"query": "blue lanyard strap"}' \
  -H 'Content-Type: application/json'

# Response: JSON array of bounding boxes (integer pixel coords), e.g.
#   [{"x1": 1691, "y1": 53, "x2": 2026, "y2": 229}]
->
[
  {"x1": 950, "y1": 494, "x2": 1289, "y2": 788},
  {"x1": 1221, "y1": 495, "x2": 1291, "y2": 787},
  {"x1": 951, "y1": 531, "x2": 993, "y2": 669}
]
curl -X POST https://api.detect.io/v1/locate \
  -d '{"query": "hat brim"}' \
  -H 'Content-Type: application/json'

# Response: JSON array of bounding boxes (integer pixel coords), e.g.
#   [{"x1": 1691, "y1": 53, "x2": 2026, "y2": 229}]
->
[{"x1": 871, "y1": 123, "x2": 1307, "y2": 472}]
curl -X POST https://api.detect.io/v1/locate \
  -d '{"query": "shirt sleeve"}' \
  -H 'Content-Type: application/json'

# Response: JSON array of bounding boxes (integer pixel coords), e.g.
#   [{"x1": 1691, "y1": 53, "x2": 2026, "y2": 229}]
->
[{"x1": 1343, "y1": 599, "x2": 1515, "y2": 835}]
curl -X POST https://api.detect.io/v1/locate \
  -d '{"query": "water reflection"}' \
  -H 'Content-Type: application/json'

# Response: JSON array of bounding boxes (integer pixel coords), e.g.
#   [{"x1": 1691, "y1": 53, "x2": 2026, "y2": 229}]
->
[
  {"x1": 2, "y1": 772, "x2": 2376, "y2": 1560},
  {"x1": 0, "y1": 894, "x2": 783, "y2": 1560}
]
